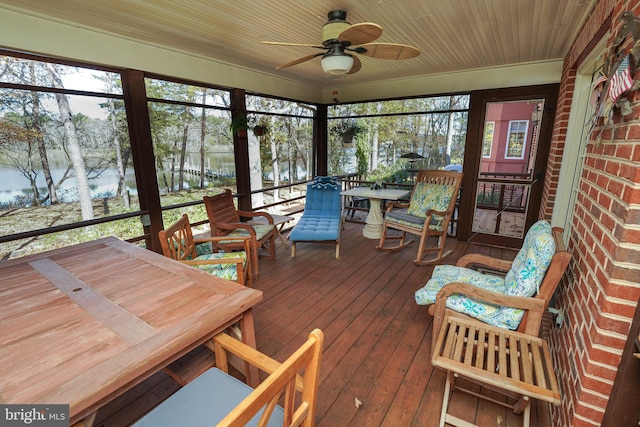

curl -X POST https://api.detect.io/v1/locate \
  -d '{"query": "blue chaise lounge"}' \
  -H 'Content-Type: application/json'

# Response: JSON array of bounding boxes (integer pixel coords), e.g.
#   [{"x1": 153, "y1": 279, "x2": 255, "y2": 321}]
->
[{"x1": 289, "y1": 176, "x2": 343, "y2": 259}]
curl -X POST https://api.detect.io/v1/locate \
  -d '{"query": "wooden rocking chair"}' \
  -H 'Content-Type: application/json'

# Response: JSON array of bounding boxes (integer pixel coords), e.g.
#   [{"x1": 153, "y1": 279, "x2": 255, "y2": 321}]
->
[{"x1": 377, "y1": 170, "x2": 463, "y2": 265}]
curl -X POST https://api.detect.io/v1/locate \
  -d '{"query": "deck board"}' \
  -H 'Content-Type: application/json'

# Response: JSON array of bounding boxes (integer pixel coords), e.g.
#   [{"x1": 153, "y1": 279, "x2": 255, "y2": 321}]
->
[{"x1": 93, "y1": 221, "x2": 552, "y2": 427}]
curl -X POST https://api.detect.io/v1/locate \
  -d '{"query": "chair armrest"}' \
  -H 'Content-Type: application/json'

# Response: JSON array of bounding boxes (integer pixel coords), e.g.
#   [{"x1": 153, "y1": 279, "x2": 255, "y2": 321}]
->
[
  {"x1": 194, "y1": 235, "x2": 252, "y2": 253},
  {"x1": 426, "y1": 209, "x2": 451, "y2": 216},
  {"x1": 212, "y1": 221, "x2": 258, "y2": 236},
  {"x1": 432, "y1": 282, "x2": 545, "y2": 337},
  {"x1": 385, "y1": 201, "x2": 409, "y2": 212},
  {"x1": 237, "y1": 210, "x2": 274, "y2": 224},
  {"x1": 456, "y1": 253, "x2": 513, "y2": 272}
]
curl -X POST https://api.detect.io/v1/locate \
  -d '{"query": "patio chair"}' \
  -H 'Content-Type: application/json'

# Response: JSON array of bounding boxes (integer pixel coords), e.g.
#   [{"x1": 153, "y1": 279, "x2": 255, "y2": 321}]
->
[
  {"x1": 377, "y1": 169, "x2": 463, "y2": 265},
  {"x1": 158, "y1": 214, "x2": 252, "y2": 287},
  {"x1": 203, "y1": 189, "x2": 276, "y2": 277},
  {"x1": 289, "y1": 176, "x2": 343, "y2": 259},
  {"x1": 415, "y1": 220, "x2": 571, "y2": 349},
  {"x1": 133, "y1": 329, "x2": 324, "y2": 427},
  {"x1": 421, "y1": 220, "x2": 569, "y2": 427}
]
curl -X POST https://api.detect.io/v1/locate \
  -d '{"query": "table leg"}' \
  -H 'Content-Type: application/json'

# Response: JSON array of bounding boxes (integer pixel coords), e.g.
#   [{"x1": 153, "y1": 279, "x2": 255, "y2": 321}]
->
[
  {"x1": 276, "y1": 223, "x2": 290, "y2": 246},
  {"x1": 239, "y1": 308, "x2": 260, "y2": 387},
  {"x1": 362, "y1": 197, "x2": 384, "y2": 239}
]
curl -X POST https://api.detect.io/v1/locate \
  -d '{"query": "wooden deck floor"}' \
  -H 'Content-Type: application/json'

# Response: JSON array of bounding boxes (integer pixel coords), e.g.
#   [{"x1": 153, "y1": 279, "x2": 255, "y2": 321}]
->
[{"x1": 94, "y1": 221, "x2": 552, "y2": 427}]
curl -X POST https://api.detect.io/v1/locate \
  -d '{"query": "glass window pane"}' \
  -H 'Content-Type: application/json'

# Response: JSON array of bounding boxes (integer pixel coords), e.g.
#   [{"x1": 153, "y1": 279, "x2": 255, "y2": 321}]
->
[{"x1": 480, "y1": 100, "x2": 542, "y2": 179}]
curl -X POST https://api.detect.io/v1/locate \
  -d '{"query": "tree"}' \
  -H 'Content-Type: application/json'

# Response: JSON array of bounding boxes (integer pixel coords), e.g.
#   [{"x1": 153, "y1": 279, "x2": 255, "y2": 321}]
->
[{"x1": 46, "y1": 63, "x2": 94, "y2": 220}]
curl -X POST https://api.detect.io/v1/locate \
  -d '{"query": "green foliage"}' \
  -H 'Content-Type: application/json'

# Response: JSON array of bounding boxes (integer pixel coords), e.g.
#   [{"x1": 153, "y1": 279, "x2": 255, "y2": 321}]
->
[
  {"x1": 366, "y1": 161, "x2": 409, "y2": 183},
  {"x1": 330, "y1": 119, "x2": 365, "y2": 138},
  {"x1": 229, "y1": 114, "x2": 250, "y2": 134},
  {"x1": 354, "y1": 133, "x2": 370, "y2": 176}
]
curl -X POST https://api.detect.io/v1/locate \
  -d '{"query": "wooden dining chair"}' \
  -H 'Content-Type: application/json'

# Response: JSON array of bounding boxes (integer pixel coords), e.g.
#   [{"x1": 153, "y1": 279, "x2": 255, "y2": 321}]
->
[
  {"x1": 133, "y1": 329, "x2": 324, "y2": 427},
  {"x1": 377, "y1": 169, "x2": 463, "y2": 265},
  {"x1": 158, "y1": 213, "x2": 252, "y2": 287},
  {"x1": 203, "y1": 189, "x2": 276, "y2": 277}
]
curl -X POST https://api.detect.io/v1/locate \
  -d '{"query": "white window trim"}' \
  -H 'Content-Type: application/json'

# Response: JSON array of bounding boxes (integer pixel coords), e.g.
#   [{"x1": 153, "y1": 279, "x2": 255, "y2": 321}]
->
[
  {"x1": 483, "y1": 121, "x2": 494, "y2": 158},
  {"x1": 504, "y1": 120, "x2": 529, "y2": 160}
]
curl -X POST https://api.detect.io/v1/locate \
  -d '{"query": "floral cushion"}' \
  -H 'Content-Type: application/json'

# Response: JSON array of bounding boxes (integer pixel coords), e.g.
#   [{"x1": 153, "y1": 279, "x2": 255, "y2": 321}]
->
[
  {"x1": 503, "y1": 220, "x2": 555, "y2": 296},
  {"x1": 193, "y1": 251, "x2": 247, "y2": 281},
  {"x1": 414, "y1": 265, "x2": 526, "y2": 329},
  {"x1": 414, "y1": 220, "x2": 555, "y2": 330},
  {"x1": 407, "y1": 182, "x2": 453, "y2": 228},
  {"x1": 223, "y1": 223, "x2": 274, "y2": 242}
]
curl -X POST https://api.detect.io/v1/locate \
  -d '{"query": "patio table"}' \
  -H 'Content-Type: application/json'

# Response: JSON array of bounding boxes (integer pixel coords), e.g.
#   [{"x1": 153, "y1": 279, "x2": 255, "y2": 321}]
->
[
  {"x1": 341, "y1": 187, "x2": 409, "y2": 239},
  {"x1": 0, "y1": 237, "x2": 263, "y2": 426}
]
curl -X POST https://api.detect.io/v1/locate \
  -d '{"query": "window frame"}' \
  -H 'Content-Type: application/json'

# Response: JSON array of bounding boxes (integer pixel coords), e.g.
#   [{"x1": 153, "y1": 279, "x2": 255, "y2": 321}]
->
[{"x1": 504, "y1": 120, "x2": 529, "y2": 159}]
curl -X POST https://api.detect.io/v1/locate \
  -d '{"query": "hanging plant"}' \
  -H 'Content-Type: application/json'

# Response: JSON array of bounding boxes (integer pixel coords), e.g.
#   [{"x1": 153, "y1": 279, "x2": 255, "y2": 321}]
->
[
  {"x1": 229, "y1": 114, "x2": 250, "y2": 137},
  {"x1": 252, "y1": 124, "x2": 269, "y2": 137},
  {"x1": 331, "y1": 119, "x2": 365, "y2": 147}
]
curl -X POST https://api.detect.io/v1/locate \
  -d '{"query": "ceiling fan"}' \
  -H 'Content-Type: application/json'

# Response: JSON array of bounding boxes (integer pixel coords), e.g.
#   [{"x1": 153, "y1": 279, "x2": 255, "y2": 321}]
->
[{"x1": 262, "y1": 10, "x2": 420, "y2": 75}]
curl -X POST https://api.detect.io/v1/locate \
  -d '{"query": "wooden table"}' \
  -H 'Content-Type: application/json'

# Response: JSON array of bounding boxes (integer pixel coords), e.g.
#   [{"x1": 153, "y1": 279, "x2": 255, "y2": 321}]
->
[
  {"x1": 341, "y1": 187, "x2": 409, "y2": 239},
  {"x1": 248, "y1": 213, "x2": 294, "y2": 246},
  {"x1": 0, "y1": 237, "x2": 263, "y2": 426}
]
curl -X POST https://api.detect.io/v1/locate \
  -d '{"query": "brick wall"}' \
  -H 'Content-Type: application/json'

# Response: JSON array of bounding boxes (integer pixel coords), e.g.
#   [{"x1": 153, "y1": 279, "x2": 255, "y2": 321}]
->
[{"x1": 543, "y1": 0, "x2": 640, "y2": 425}]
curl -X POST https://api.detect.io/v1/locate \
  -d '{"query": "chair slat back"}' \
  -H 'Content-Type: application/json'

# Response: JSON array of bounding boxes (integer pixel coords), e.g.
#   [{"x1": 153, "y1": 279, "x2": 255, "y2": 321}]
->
[
  {"x1": 158, "y1": 214, "x2": 198, "y2": 261},
  {"x1": 215, "y1": 329, "x2": 324, "y2": 427},
  {"x1": 203, "y1": 189, "x2": 241, "y2": 229}
]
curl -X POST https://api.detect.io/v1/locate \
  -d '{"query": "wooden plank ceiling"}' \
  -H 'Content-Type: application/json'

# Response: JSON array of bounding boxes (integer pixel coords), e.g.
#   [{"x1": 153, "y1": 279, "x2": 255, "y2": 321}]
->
[{"x1": 0, "y1": 0, "x2": 596, "y2": 88}]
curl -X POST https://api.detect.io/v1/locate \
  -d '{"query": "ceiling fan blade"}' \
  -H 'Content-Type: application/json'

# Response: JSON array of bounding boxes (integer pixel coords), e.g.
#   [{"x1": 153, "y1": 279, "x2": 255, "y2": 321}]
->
[
  {"x1": 275, "y1": 52, "x2": 324, "y2": 70},
  {"x1": 358, "y1": 43, "x2": 420, "y2": 60},
  {"x1": 262, "y1": 41, "x2": 325, "y2": 49},
  {"x1": 346, "y1": 55, "x2": 362, "y2": 74},
  {"x1": 338, "y1": 22, "x2": 383, "y2": 46}
]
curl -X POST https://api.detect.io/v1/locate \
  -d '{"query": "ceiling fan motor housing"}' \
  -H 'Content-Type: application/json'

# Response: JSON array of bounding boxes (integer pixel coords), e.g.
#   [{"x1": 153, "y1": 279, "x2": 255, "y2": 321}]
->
[{"x1": 322, "y1": 10, "x2": 350, "y2": 44}]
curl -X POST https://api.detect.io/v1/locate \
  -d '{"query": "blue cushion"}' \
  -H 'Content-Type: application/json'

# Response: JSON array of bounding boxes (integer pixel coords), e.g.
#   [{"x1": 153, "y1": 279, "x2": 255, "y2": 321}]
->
[
  {"x1": 289, "y1": 215, "x2": 341, "y2": 241},
  {"x1": 132, "y1": 368, "x2": 284, "y2": 427},
  {"x1": 289, "y1": 177, "x2": 342, "y2": 242}
]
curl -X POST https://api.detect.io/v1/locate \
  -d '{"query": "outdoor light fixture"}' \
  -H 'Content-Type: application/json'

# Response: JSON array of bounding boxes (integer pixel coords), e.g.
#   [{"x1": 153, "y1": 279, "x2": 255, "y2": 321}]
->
[{"x1": 321, "y1": 44, "x2": 354, "y2": 74}]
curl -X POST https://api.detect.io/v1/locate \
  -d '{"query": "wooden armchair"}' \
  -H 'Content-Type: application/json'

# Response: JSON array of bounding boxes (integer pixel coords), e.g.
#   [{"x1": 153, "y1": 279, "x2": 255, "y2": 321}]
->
[
  {"x1": 203, "y1": 189, "x2": 276, "y2": 277},
  {"x1": 377, "y1": 170, "x2": 463, "y2": 265},
  {"x1": 415, "y1": 220, "x2": 571, "y2": 349},
  {"x1": 133, "y1": 329, "x2": 324, "y2": 427},
  {"x1": 158, "y1": 213, "x2": 252, "y2": 287},
  {"x1": 424, "y1": 221, "x2": 569, "y2": 427}
]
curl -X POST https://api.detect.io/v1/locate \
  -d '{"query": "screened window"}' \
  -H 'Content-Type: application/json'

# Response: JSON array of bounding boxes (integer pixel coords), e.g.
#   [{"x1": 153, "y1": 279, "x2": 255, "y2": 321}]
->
[
  {"x1": 327, "y1": 95, "x2": 469, "y2": 182},
  {"x1": 145, "y1": 78, "x2": 233, "y2": 223},
  {"x1": 245, "y1": 95, "x2": 315, "y2": 208},
  {"x1": 0, "y1": 54, "x2": 139, "y2": 258}
]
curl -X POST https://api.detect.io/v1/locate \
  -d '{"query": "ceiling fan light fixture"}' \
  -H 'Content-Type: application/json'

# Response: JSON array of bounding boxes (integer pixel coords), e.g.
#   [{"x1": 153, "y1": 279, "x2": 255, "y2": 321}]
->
[{"x1": 321, "y1": 52, "x2": 354, "y2": 74}]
